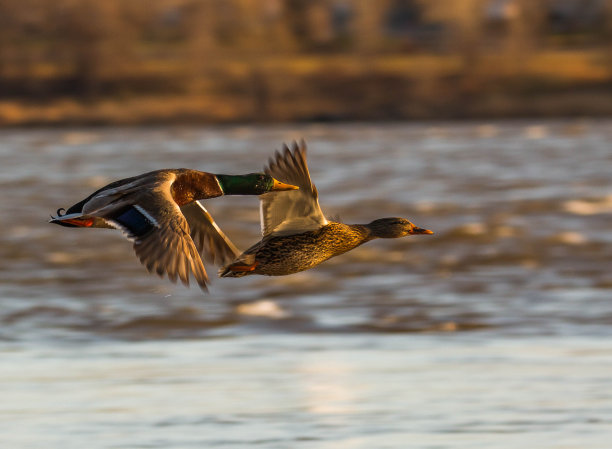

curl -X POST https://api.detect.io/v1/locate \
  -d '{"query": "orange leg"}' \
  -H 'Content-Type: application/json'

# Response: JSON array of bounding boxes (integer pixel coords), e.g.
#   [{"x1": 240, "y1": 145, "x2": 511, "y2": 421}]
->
[{"x1": 228, "y1": 261, "x2": 258, "y2": 272}]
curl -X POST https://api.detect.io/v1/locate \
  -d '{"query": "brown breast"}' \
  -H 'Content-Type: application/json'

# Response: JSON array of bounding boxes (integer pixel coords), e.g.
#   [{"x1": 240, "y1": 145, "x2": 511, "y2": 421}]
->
[{"x1": 171, "y1": 170, "x2": 223, "y2": 206}]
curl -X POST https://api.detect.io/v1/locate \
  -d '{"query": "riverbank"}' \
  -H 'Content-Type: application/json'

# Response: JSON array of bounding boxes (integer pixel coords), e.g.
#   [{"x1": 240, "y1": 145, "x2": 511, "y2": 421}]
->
[{"x1": 2, "y1": 51, "x2": 611, "y2": 126}]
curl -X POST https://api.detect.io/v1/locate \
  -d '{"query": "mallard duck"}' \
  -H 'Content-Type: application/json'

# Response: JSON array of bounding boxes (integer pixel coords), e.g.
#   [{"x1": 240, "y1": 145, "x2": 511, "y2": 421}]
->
[
  {"x1": 50, "y1": 169, "x2": 297, "y2": 291},
  {"x1": 220, "y1": 141, "x2": 433, "y2": 278}
]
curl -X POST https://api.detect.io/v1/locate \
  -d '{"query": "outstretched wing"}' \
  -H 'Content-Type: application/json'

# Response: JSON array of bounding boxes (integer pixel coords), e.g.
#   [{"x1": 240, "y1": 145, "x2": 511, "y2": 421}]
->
[
  {"x1": 127, "y1": 193, "x2": 209, "y2": 291},
  {"x1": 81, "y1": 174, "x2": 209, "y2": 291},
  {"x1": 260, "y1": 140, "x2": 327, "y2": 237},
  {"x1": 181, "y1": 201, "x2": 241, "y2": 266}
]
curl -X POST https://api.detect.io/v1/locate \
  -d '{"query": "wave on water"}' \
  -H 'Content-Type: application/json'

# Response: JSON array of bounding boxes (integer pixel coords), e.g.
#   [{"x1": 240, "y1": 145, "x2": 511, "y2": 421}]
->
[{"x1": 1, "y1": 120, "x2": 612, "y2": 341}]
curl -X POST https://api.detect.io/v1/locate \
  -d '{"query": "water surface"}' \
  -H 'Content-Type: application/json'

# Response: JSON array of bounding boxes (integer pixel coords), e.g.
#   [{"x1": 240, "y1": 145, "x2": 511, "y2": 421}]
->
[{"x1": 1, "y1": 121, "x2": 611, "y2": 448}]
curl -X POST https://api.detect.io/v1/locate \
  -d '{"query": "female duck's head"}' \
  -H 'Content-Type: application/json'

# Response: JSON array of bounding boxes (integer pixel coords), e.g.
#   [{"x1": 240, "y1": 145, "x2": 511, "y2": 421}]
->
[
  {"x1": 216, "y1": 173, "x2": 298, "y2": 195},
  {"x1": 366, "y1": 217, "x2": 433, "y2": 239}
]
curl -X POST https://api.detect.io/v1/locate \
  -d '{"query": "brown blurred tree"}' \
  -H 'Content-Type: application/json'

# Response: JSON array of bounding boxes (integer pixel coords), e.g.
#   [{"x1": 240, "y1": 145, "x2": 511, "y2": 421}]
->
[
  {"x1": 354, "y1": 0, "x2": 393, "y2": 54},
  {"x1": 605, "y1": 0, "x2": 612, "y2": 77},
  {"x1": 422, "y1": 0, "x2": 487, "y2": 70},
  {"x1": 52, "y1": 0, "x2": 136, "y2": 97},
  {"x1": 504, "y1": 0, "x2": 546, "y2": 73},
  {"x1": 183, "y1": 0, "x2": 218, "y2": 88}
]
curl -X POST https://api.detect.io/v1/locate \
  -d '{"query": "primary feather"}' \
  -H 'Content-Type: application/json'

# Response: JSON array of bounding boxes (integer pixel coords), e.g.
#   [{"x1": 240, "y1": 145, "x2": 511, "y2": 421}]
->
[{"x1": 260, "y1": 141, "x2": 328, "y2": 238}]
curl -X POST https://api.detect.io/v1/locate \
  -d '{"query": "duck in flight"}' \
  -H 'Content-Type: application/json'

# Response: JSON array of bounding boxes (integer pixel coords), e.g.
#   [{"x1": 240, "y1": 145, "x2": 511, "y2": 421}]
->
[
  {"x1": 50, "y1": 169, "x2": 297, "y2": 291},
  {"x1": 220, "y1": 141, "x2": 433, "y2": 278}
]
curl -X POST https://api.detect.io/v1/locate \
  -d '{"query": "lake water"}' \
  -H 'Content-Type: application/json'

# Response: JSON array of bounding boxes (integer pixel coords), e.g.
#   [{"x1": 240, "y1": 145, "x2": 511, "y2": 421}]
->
[{"x1": 1, "y1": 120, "x2": 611, "y2": 448}]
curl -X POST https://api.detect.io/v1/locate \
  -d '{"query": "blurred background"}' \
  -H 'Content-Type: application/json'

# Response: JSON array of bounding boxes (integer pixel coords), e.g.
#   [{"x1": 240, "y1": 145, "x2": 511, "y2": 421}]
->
[
  {"x1": 1, "y1": 0, "x2": 612, "y2": 124},
  {"x1": 2, "y1": 1, "x2": 612, "y2": 449}
]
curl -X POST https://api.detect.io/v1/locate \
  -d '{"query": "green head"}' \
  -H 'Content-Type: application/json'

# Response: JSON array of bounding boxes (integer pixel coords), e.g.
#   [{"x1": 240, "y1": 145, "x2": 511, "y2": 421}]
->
[
  {"x1": 366, "y1": 217, "x2": 434, "y2": 239},
  {"x1": 215, "y1": 173, "x2": 298, "y2": 195}
]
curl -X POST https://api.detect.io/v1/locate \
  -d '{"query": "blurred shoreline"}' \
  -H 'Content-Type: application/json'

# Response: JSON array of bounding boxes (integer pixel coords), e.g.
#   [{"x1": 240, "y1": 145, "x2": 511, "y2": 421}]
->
[
  {"x1": 3, "y1": 90, "x2": 612, "y2": 127},
  {"x1": 3, "y1": 0, "x2": 612, "y2": 126},
  {"x1": 3, "y1": 51, "x2": 612, "y2": 126}
]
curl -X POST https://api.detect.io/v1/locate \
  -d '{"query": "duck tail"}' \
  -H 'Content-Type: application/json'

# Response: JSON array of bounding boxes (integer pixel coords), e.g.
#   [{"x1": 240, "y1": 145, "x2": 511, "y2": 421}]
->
[{"x1": 49, "y1": 210, "x2": 95, "y2": 228}]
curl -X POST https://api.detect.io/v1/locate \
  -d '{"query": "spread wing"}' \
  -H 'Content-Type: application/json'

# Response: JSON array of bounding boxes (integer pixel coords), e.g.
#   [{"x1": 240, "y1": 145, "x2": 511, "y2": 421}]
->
[
  {"x1": 80, "y1": 174, "x2": 209, "y2": 291},
  {"x1": 181, "y1": 201, "x2": 241, "y2": 266},
  {"x1": 127, "y1": 193, "x2": 209, "y2": 291},
  {"x1": 260, "y1": 140, "x2": 327, "y2": 237}
]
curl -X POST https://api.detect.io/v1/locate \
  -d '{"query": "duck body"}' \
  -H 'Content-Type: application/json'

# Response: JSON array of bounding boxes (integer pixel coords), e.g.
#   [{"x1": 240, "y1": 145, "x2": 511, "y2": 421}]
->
[
  {"x1": 220, "y1": 142, "x2": 433, "y2": 278},
  {"x1": 56, "y1": 169, "x2": 221, "y2": 226},
  {"x1": 231, "y1": 222, "x2": 371, "y2": 276},
  {"x1": 50, "y1": 168, "x2": 297, "y2": 291}
]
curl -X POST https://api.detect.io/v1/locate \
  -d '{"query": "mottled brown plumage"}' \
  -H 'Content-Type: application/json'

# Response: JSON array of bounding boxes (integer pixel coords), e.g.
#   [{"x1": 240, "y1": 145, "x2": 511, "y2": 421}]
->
[
  {"x1": 220, "y1": 141, "x2": 433, "y2": 278},
  {"x1": 232, "y1": 222, "x2": 371, "y2": 276}
]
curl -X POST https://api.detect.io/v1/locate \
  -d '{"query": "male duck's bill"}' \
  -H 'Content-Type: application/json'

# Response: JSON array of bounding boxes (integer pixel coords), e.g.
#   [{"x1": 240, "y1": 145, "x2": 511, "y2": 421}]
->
[{"x1": 272, "y1": 179, "x2": 299, "y2": 191}]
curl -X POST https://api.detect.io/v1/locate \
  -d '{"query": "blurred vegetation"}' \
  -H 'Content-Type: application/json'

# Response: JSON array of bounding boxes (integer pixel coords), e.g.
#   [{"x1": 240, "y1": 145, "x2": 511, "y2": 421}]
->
[{"x1": 1, "y1": 0, "x2": 612, "y2": 125}]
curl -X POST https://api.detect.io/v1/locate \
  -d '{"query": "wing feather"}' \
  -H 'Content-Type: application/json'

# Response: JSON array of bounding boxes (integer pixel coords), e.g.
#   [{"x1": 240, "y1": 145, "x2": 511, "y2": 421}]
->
[
  {"x1": 260, "y1": 140, "x2": 327, "y2": 237},
  {"x1": 180, "y1": 201, "x2": 241, "y2": 266},
  {"x1": 131, "y1": 195, "x2": 209, "y2": 291},
  {"x1": 73, "y1": 170, "x2": 234, "y2": 291}
]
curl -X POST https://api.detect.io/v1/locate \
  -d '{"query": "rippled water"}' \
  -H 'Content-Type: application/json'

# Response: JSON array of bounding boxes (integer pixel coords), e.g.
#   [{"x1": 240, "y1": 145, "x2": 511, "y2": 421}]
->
[{"x1": 1, "y1": 121, "x2": 611, "y2": 448}]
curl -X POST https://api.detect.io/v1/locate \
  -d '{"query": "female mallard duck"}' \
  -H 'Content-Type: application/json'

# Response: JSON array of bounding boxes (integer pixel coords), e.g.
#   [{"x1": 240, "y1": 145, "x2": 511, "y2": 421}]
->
[
  {"x1": 50, "y1": 169, "x2": 297, "y2": 291},
  {"x1": 220, "y1": 141, "x2": 433, "y2": 278}
]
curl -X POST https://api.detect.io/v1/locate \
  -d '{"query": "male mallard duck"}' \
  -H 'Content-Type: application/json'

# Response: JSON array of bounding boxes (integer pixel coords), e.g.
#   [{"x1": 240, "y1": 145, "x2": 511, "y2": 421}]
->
[
  {"x1": 220, "y1": 141, "x2": 433, "y2": 278},
  {"x1": 50, "y1": 169, "x2": 297, "y2": 291}
]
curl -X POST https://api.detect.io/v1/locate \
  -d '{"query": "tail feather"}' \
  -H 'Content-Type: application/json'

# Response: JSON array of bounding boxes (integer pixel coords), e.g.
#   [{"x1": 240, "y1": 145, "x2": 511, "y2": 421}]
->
[
  {"x1": 49, "y1": 212, "x2": 92, "y2": 228},
  {"x1": 49, "y1": 210, "x2": 114, "y2": 229}
]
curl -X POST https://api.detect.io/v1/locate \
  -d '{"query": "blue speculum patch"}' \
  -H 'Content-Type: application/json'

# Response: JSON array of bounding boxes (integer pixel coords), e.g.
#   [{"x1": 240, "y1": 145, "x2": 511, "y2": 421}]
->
[{"x1": 114, "y1": 207, "x2": 155, "y2": 237}]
